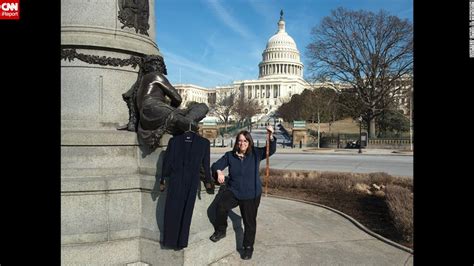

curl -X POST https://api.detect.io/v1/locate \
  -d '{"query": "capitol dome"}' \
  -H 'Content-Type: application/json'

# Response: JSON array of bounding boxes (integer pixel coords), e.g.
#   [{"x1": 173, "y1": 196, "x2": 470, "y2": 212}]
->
[
  {"x1": 259, "y1": 10, "x2": 304, "y2": 79},
  {"x1": 266, "y1": 27, "x2": 297, "y2": 50}
]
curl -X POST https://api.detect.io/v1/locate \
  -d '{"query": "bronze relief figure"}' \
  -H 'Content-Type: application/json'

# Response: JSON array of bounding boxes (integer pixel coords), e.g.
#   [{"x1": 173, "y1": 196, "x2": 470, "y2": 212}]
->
[
  {"x1": 119, "y1": 55, "x2": 209, "y2": 152},
  {"x1": 118, "y1": 0, "x2": 150, "y2": 36}
]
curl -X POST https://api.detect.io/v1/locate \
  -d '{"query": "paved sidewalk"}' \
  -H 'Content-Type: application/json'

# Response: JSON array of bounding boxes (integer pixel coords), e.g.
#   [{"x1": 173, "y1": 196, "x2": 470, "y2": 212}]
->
[
  {"x1": 207, "y1": 195, "x2": 413, "y2": 265},
  {"x1": 151, "y1": 183, "x2": 413, "y2": 265}
]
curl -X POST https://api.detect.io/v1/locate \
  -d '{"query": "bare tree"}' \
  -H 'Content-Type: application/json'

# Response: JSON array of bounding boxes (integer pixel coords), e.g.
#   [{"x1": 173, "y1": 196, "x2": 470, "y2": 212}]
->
[
  {"x1": 298, "y1": 87, "x2": 340, "y2": 147},
  {"x1": 233, "y1": 97, "x2": 262, "y2": 131},
  {"x1": 306, "y1": 7, "x2": 413, "y2": 137},
  {"x1": 210, "y1": 89, "x2": 237, "y2": 133}
]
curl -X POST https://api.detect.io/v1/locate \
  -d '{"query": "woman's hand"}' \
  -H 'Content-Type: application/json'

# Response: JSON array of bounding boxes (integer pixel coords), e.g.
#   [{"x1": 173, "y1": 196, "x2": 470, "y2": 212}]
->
[
  {"x1": 159, "y1": 179, "x2": 166, "y2": 192},
  {"x1": 217, "y1": 170, "x2": 225, "y2": 184}
]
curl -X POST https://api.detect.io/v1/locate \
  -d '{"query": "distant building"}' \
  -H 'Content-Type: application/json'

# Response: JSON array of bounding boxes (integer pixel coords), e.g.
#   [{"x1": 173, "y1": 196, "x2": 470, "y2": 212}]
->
[
  {"x1": 174, "y1": 84, "x2": 210, "y2": 107},
  {"x1": 173, "y1": 10, "x2": 410, "y2": 119},
  {"x1": 391, "y1": 75, "x2": 413, "y2": 116},
  {"x1": 234, "y1": 10, "x2": 310, "y2": 115},
  {"x1": 174, "y1": 10, "x2": 311, "y2": 117}
]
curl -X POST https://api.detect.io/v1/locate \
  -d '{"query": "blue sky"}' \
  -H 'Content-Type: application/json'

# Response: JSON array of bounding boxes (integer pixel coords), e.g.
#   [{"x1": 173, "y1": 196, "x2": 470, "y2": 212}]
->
[{"x1": 154, "y1": 0, "x2": 413, "y2": 88}]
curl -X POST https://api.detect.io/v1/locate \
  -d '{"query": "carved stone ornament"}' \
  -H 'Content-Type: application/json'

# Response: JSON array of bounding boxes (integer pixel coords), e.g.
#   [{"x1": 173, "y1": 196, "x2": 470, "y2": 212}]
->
[
  {"x1": 61, "y1": 48, "x2": 143, "y2": 69},
  {"x1": 118, "y1": 0, "x2": 150, "y2": 36}
]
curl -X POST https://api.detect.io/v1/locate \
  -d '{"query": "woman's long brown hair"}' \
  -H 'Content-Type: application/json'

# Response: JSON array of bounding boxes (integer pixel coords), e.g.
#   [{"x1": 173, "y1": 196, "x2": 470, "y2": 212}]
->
[{"x1": 232, "y1": 130, "x2": 254, "y2": 156}]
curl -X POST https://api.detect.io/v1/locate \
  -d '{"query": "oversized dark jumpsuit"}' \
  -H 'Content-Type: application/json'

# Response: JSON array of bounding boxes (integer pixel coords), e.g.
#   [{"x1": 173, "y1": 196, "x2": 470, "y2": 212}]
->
[{"x1": 161, "y1": 132, "x2": 211, "y2": 249}]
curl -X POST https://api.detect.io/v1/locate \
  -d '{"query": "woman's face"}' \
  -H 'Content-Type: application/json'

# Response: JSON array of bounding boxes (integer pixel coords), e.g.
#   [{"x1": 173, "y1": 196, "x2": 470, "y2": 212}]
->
[{"x1": 237, "y1": 134, "x2": 249, "y2": 153}]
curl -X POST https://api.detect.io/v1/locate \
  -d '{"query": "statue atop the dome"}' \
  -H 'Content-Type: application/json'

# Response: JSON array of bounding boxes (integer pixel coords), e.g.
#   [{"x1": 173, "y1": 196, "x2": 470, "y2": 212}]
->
[
  {"x1": 277, "y1": 9, "x2": 286, "y2": 32},
  {"x1": 119, "y1": 55, "x2": 209, "y2": 151}
]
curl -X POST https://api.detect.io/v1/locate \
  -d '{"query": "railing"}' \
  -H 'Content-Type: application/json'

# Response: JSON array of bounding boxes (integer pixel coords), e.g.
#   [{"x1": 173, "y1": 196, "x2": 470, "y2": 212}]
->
[
  {"x1": 368, "y1": 138, "x2": 412, "y2": 145},
  {"x1": 218, "y1": 120, "x2": 252, "y2": 137},
  {"x1": 209, "y1": 138, "x2": 229, "y2": 147},
  {"x1": 311, "y1": 133, "x2": 412, "y2": 149}
]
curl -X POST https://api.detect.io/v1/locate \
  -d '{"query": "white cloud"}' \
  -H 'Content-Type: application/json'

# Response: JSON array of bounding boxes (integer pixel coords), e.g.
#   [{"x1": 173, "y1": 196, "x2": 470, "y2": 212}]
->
[
  {"x1": 200, "y1": 30, "x2": 219, "y2": 61},
  {"x1": 163, "y1": 49, "x2": 234, "y2": 81},
  {"x1": 205, "y1": 0, "x2": 254, "y2": 39}
]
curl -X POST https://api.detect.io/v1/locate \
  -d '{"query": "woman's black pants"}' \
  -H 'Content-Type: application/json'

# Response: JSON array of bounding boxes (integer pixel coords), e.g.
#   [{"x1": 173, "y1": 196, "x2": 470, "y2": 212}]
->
[{"x1": 215, "y1": 189, "x2": 261, "y2": 247}]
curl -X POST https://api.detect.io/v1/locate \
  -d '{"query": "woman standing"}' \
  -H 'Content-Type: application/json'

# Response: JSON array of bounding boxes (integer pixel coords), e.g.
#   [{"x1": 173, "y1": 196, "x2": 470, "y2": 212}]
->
[{"x1": 210, "y1": 126, "x2": 276, "y2": 260}]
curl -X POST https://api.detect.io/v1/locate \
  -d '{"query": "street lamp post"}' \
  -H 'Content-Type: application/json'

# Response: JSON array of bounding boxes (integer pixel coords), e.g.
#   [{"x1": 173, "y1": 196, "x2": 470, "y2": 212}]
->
[{"x1": 358, "y1": 116, "x2": 362, "y2": 154}]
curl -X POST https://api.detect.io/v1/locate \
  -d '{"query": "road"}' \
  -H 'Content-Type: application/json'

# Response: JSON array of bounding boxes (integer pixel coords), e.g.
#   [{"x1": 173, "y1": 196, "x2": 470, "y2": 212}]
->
[
  {"x1": 210, "y1": 153, "x2": 413, "y2": 178},
  {"x1": 211, "y1": 121, "x2": 412, "y2": 178}
]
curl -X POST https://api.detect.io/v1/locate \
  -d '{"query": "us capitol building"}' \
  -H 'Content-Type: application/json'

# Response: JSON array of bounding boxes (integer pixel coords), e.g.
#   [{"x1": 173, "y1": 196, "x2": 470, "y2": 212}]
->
[{"x1": 175, "y1": 10, "x2": 312, "y2": 117}]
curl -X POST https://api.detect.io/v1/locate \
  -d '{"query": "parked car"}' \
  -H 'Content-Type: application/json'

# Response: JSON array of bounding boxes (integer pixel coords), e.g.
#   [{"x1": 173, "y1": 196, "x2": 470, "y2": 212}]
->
[{"x1": 345, "y1": 140, "x2": 361, "y2": 149}]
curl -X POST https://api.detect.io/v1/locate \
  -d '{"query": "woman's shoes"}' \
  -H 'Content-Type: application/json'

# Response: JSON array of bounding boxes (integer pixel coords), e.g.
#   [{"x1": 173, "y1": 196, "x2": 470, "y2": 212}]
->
[
  {"x1": 210, "y1": 231, "x2": 254, "y2": 260},
  {"x1": 209, "y1": 231, "x2": 226, "y2": 242},
  {"x1": 241, "y1": 246, "x2": 254, "y2": 260}
]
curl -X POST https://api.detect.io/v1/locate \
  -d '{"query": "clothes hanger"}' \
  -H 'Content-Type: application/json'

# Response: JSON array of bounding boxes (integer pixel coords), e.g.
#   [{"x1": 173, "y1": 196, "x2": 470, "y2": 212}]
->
[
  {"x1": 185, "y1": 122, "x2": 193, "y2": 133},
  {"x1": 184, "y1": 122, "x2": 194, "y2": 142}
]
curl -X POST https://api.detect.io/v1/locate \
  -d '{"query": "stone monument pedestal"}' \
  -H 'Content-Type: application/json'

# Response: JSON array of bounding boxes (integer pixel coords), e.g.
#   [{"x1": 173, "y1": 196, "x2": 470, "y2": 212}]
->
[
  {"x1": 292, "y1": 128, "x2": 308, "y2": 147},
  {"x1": 61, "y1": 130, "x2": 167, "y2": 264},
  {"x1": 61, "y1": 0, "x2": 166, "y2": 262},
  {"x1": 200, "y1": 126, "x2": 219, "y2": 140},
  {"x1": 61, "y1": 1, "x2": 236, "y2": 264},
  {"x1": 61, "y1": 131, "x2": 238, "y2": 265}
]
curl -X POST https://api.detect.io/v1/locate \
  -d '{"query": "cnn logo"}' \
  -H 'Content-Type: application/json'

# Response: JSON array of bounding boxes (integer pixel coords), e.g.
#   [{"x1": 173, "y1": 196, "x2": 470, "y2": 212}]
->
[
  {"x1": 1, "y1": 2, "x2": 17, "y2": 11},
  {"x1": 0, "y1": 0, "x2": 19, "y2": 20}
]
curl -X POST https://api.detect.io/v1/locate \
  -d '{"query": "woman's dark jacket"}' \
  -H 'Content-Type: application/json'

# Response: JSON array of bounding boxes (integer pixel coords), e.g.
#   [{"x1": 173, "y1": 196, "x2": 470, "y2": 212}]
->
[{"x1": 211, "y1": 136, "x2": 276, "y2": 200}]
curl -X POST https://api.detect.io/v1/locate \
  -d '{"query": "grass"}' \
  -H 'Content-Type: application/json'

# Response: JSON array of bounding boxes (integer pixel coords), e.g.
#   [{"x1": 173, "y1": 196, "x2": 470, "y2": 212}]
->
[
  {"x1": 259, "y1": 169, "x2": 413, "y2": 249},
  {"x1": 281, "y1": 117, "x2": 360, "y2": 136},
  {"x1": 306, "y1": 117, "x2": 360, "y2": 134}
]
